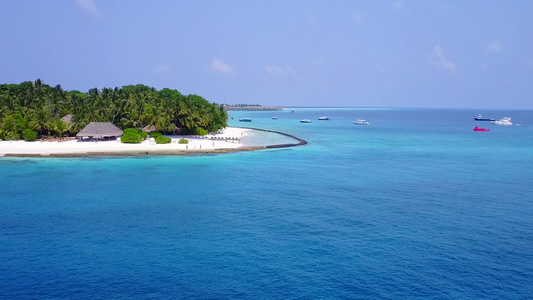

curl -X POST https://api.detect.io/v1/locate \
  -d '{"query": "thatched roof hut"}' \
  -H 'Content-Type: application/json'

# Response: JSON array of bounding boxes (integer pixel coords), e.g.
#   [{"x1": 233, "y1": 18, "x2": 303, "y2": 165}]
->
[
  {"x1": 76, "y1": 122, "x2": 123, "y2": 139},
  {"x1": 61, "y1": 114, "x2": 73, "y2": 126},
  {"x1": 142, "y1": 124, "x2": 156, "y2": 132}
]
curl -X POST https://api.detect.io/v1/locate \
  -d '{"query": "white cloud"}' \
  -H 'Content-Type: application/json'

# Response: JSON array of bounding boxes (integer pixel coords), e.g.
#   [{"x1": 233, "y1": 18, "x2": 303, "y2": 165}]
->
[
  {"x1": 155, "y1": 64, "x2": 170, "y2": 74},
  {"x1": 487, "y1": 41, "x2": 503, "y2": 52},
  {"x1": 429, "y1": 45, "x2": 456, "y2": 73},
  {"x1": 211, "y1": 59, "x2": 232, "y2": 74},
  {"x1": 77, "y1": 0, "x2": 99, "y2": 18},
  {"x1": 266, "y1": 65, "x2": 295, "y2": 77}
]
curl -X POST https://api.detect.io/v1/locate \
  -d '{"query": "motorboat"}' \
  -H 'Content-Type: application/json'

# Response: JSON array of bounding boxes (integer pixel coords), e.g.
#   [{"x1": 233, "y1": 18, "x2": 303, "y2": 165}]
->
[
  {"x1": 492, "y1": 117, "x2": 512, "y2": 126},
  {"x1": 473, "y1": 126, "x2": 490, "y2": 131},
  {"x1": 300, "y1": 119, "x2": 311, "y2": 123},
  {"x1": 239, "y1": 117, "x2": 252, "y2": 122},
  {"x1": 474, "y1": 114, "x2": 495, "y2": 121},
  {"x1": 272, "y1": 117, "x2": 278, "y2": 119},
  {"x1": 353, "y1": 119, "x2": 370, "y2": 125},
  {"x1": 318, "y1": 116, "x2": 330, "y2": 120}
]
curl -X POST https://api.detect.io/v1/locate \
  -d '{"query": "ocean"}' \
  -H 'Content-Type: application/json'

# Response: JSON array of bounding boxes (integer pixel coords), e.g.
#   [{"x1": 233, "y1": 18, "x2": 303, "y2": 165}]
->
[{"x1": 1, "y1": 108, "x2": 532, "y2": 299}]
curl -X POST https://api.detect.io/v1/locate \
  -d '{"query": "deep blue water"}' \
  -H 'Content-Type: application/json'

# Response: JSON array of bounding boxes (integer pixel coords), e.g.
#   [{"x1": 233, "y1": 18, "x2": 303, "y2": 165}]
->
[{"x1": 1, "y1": 108, "x2": 532, "y2": 299}]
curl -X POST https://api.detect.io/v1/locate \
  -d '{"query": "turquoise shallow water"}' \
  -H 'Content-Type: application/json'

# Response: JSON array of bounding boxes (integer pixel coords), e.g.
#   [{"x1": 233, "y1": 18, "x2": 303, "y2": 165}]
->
[{"x1": 1, "y1": 108, "x2": 532, "y2": 299}]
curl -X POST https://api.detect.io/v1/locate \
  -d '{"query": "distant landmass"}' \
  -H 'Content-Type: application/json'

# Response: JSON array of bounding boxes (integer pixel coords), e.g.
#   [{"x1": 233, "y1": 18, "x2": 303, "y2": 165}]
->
[{"x1": 224, "y1": 105, "x2": 283, "y2": 111}]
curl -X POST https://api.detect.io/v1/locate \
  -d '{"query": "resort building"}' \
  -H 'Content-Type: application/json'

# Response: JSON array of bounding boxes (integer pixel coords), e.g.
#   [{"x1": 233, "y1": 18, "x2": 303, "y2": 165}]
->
[{"x1": 76, "y1": 122, "x2": 123, "y2": 141}]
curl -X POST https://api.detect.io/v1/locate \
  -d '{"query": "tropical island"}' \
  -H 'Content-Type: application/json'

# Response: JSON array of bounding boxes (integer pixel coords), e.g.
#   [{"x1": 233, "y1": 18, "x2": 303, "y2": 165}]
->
[
  {"x1": 0, "y1": 79, "x2": 228, "y2": 140},
  {"x1": 223, "y1": 104, "x2": 283, "y2": 111},
  {"x1": 0, "y1": 79, "x2": 305, "y2": 157}
]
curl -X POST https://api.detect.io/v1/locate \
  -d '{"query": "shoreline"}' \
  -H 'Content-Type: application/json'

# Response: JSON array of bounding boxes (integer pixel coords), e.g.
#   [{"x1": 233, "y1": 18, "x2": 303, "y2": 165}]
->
[{"x1": 0, "y1": 127, "x2": 306, "y2": 158}]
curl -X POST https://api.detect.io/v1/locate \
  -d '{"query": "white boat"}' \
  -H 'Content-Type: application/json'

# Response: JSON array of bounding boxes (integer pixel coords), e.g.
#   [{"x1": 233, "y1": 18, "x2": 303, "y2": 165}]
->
[
  {"x1": 300, "y1": 119, "x2": 311, "y2": 123},
  {"x1": 475, "y1": 114, "x2": 495, "y2": 121},
  {"x1": 353, "y1": 119, "x2": 369, "y2": 125},
  {"x1": 239, "y1": 117, "x2": 252, "y2": 122},
  {"x1": 492, "y1": 117, "x2": 512, "y2": 126},
  {"x1": 318, "y1": 116, "x2": 330, "y2": 120},
  {"x1": 272, "y1": 116, "x2": 278, "y2": 119}
]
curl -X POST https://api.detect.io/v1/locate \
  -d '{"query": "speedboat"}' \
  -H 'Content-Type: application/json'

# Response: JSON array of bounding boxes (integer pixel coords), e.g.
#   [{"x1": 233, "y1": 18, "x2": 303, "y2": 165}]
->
[
  {"x1": 473, "y1": 126, "x2": 490, "y2": 132},
  {"x1": 239, "y1": 117, "x2": 252, "y2": 122},
  {"x1": 272, "y1": 117, "x2": 278, "y2": 119},
  {"x1": 318, "y1": 116, "x2": 330, "y2": 120},
  {"x1": 492, "y1": 117, "x2": 512, "y2": 126},
  {"x1": 353, "y1": 119, "x2": 369, "y2": 125},
  {"x1": 300, "y1": 119, "x2": 311, "y2": 123},
  {"x1": 474, "y1": 114, "x2": 495, "y2": 121}
]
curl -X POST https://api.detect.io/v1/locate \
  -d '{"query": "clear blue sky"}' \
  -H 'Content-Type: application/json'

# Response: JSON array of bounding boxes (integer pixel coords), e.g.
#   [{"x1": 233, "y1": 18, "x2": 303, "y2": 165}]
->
[{"x1": 1, "y1": 1, "x2": 532, "y2": 109}]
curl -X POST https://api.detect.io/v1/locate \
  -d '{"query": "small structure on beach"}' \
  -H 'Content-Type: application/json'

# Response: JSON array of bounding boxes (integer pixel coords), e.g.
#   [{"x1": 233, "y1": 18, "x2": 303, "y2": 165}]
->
[
  {"x1": 76, "y1": 122, "x2": 123, "y2": 140},
  {"x1": 142, "y1": 124, "x2": 156, "y2": 133},
  {"x1": 61, "y1": 114, "x2": 73, "y2": 128}
]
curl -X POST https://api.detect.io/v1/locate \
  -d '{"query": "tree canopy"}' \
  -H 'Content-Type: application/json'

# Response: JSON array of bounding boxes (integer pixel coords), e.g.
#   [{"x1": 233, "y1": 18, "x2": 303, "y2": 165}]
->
[{"x1": 0, "y1": 79, "x2": 228, "y2": 140}]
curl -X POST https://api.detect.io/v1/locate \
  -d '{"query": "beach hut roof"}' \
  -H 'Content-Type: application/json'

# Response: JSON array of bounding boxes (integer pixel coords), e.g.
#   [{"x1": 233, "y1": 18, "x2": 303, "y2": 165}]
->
[
  {"x1": 142, "y1": 124, "x2": 156, "y2": 132},
  {"x1": 76, "y1": 122, "x2": 123, "y2": 138},
  {"x1": 61, "y1": 114, "x2": 73, "y2": 125}
]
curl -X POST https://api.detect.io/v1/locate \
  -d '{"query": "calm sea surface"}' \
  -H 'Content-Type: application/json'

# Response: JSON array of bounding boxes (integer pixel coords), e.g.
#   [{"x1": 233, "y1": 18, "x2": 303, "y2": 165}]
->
[{"x1": 1, "y1": 108, "x2": 532, "y2": 299}]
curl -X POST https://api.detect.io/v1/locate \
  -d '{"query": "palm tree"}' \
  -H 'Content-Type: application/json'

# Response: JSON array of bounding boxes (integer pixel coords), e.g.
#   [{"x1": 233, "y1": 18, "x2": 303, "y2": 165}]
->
[
  {"x1": 70, "y1": 115, "x2": 86, "y2": 134},
  {"x1": 109, "y1": 87, "x2": 126, "y2": 124},
  {"x1": 0, "y1": 81, "x2": 229, "y2": 137},
  {"x1": 52, "y1": 119, "x2": 68, "y2": 140},
  {"x1": 154, "y1": 108, "x2": 171, "y2": 131},
  {"x1": 27, "y1": 108, "x2": 50, "y2": 136},
  {"x1": 53, "y1": 84, "x2": 68, "y2": 116}
]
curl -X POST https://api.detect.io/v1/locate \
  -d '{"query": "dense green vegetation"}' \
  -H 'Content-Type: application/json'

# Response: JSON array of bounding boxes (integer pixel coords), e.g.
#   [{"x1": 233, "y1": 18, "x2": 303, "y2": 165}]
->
[
  {"x1": 0, "y1": 79, "x2": 228, "y2": 140},
  {"x1": 148, "y1": 131, "x2": 171, "y2": 144},
  {"x1": 120, "y1": 128, "x2": 147, "y2": 143},
  {"x1": 149, "y1": 131, "x2": 163, "y2": 139},
  {"x1": 194, "y1": 127, "x2": 208, "y2": 136},
  {"x1": 155, "y1": 136, "x2": 171, "y2": 144},
  {"x1": 22, "y1": 129, "x2": 38, "y2": 141}
]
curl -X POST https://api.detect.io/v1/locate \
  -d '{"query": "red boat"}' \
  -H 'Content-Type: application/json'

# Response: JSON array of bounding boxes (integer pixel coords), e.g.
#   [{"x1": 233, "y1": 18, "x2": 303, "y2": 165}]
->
[{"x1": 473, "y1": 126, "x2": 489, "y2": 132}]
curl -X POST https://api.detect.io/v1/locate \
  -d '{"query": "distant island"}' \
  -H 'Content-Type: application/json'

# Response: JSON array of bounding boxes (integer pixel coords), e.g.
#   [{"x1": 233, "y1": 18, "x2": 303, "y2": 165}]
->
[
  {"x1": 0, "y1": 79, "x2": 227, "y2": 141},
  {"x1": 223, "y1": 104, "x2": 283, "y2": 111}
]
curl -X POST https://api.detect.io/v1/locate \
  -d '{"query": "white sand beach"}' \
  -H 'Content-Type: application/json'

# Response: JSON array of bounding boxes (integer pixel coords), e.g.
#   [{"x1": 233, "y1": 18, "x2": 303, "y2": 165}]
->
[{"x1": 0, "y1": 127, "x2": 251, "y2": 157}]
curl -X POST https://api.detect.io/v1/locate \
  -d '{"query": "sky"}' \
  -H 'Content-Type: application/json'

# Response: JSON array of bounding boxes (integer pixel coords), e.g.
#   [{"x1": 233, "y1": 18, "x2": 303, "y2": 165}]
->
[{"x1": 1, "y1": 0, "x2": 532, "y2": 109}]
